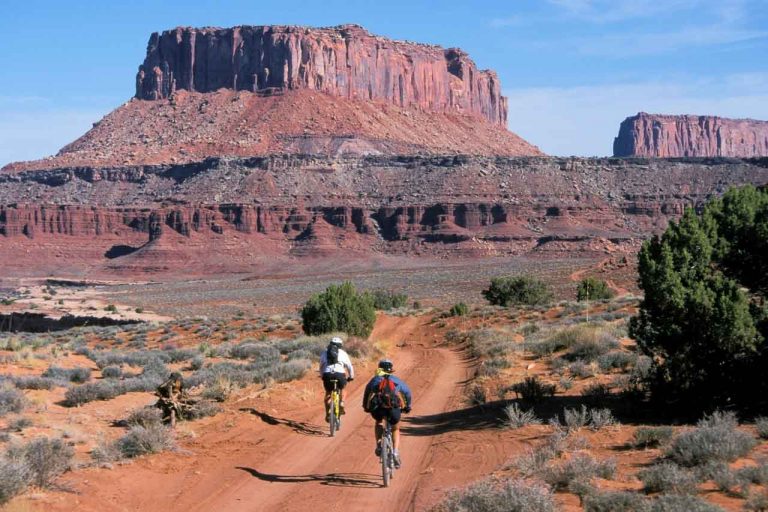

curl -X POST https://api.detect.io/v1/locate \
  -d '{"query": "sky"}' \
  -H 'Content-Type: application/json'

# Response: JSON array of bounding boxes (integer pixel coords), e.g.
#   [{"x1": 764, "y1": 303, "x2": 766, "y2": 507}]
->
[{"x1": 1, "y1": 0, "x2": 767, "y2": 164}]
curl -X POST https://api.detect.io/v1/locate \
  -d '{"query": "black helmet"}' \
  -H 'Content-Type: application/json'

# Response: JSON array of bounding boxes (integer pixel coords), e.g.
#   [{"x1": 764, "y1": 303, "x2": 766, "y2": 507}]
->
[
  {"x1": 378, "y1": 359, "x2": 394, "y2": 373},
  {"x1": 170, "y1": 371, "x2": 183, "y2": 381}
]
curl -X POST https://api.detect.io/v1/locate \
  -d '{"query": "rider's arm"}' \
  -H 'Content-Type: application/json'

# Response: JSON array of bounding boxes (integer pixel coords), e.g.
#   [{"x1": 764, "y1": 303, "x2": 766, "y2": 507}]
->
[
  {"x1": 318, "y1": 351, "x2": 327, "y2": 374},
  {"x1": 340, "y1": 351, "x2": 354, "y2": 379},
  {"x1": 399, "y1": 381, "x2": 413, "y2": 409}
]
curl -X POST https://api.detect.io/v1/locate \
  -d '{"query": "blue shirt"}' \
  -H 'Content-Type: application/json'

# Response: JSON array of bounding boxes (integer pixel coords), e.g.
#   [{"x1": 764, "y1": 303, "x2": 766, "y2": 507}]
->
[{"x1": 363, "y1": 371, "x2": 413, "y2": 410}]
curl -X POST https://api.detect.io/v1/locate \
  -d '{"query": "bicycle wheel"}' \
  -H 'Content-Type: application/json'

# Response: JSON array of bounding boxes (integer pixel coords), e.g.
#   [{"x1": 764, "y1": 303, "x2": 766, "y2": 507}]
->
[{"x1": 381, "y1": 435, "x2": 391, "y2": 487}]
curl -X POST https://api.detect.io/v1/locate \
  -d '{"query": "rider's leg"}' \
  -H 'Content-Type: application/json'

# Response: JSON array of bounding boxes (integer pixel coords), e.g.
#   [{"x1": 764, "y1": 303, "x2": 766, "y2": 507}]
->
[
  {"x1": 374, "y1": 419, "x2": 383, "y2": 455},
  {"x1": 392, "y1": 424, "x2": 401, "y2": 452}
]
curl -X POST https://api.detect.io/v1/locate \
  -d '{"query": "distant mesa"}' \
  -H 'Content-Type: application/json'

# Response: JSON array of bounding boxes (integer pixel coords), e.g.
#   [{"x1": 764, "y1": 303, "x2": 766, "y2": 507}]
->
[
  {"x1": 3, "y1": 24, "x2": 543, "y2": 173},
  {"x1": 136, "y1": 24, "x2": 508, "y2": 126},
  {"x1": 613, "y1": 112, "x2": 768, "y2": 158}
]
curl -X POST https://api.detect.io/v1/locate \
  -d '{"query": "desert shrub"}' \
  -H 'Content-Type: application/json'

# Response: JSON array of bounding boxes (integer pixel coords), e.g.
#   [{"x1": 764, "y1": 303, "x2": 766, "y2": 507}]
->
[
  {"x1": 116, "y1": 425, "x2": 175, "y2": 458},
  {"x1": 19, "y1": 437, "x2": 74, "y2": 488},
  {"x1": 584, "y1": 491, "x2": 650, "y2": 512},
  {"x1": 638, "y1": 462, "x2": 699, "y2": 494},
  {"x1": 367, "y1": 289, "x2": 408, "y2": 311},
  {"x1": 542, "y1": 453, "x2": 616, "y2": 489},
  {"x1": 162, "y1": 348, "x2": 196, "y2": 363},
  {"x1": 466, "y1": 384, "x2": 487, "y2": 406},
  {"x1": 667, "y1": 411, "x2": 756, "y2": 467},
  {"x1": 744, "y1": 491, "x2": 768, "y2": 511},
  {"x1": 569, "y1": 360, "x2": 595, "y2": 379},
  {"x1": 504, "y1": 403, "x2": 541, "y2": 428},
  {"x1": 706, "y1": 463, "x2": 743, "y2": 496},
  {"x1": 101, "y1": 365, "x2": 122, "y2": 379},
  {"x1": 0, "y1": 384, "x2": 26, "y2": 416},
  {"x1": 589, "y1": 408, "x2": 617, "y2": 430},
  {"x1": 447, "y1": 302, "x2": 469, "y2": 317},
  {"x1": 64, "y1": 381, "x2": 123, "y2": 406},
  {"x1": 270, "y1": 360, "x2": 310, "y2": 383},
  {"x1": 582, "y1": 382, "x2": 612, "y2": 403},
  {"x1": 649, "y1": 494, "x2": 723, "y2": 512},
  {"x1": 755, "y1": 417, "x2": 768, "y2": 439},
  {"x1": 598, "y1": 351, "x2": 637, "y2": 372},
  {"x1": 8, "y1": 417, "x2": 32, "y2": 432},
  {"x1": 91, "y1": 437, "x2": 123, "y2": 464},
  {"x1": 301, "y1": 282, "x2": 376, "y2": 337},
  {"x1": 11, "y1": 376, "x2": 57, "y2": 390},
  {"x1": 435, "y1": 477, "x2": 555, "y2": 512},
  {"x1": 634, "y1": 426, "x2": 675, "y2": 448},
  {"x1": 126, "y1": 406, "x2": 163, "y2": 428},
  {"x1": 42, "y1": 365, "x2": 92, "y2": 383},
  {"x1": 482, "y1": 276, "x2": 553, "y2": 307},
  {"x1": 566, "y1": 337, "x2": 618, "y2": 362},
  {"x1": 629, "y1": 186, "x2": 768, "y2": 411},
  {"x1": 509, "y1": 376, "x2": 556, "y2": 403},
  {"x1": 577, "y1": 278, "x2": 615, "y2": 301},
  {"x1": 189, "y1": 355, "x2": 205, "y2": 370},
  {"x1": 186, "y1": 400, "x2": 221, "y2": 420},
  {"x1": 563, "y1": 405, "x2": 590, "y2": 430},
  {"x1": 0, "y1": 456, "x2": 31, "y2": 504},
  {"x1": 559, "y1": 376, "x2": 574, "y2": 391},
  {"x1": 230, "y1": 343, "x2": 280, "y2": 362},
  {"x1": 466, "y1": 329, "x2": 516, "y2": 359},
  {"x1": 736, "y1": 461, "x2": 768, "y2": 485}
]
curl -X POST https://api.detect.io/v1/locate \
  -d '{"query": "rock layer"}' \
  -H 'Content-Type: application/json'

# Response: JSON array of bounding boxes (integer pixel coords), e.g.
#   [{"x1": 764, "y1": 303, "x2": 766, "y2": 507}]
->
[
  {"x1": 614, "y1": 112, "x2": 768, "y2": 158},
  {"x1": 136, "y1": 25, "x2": 507, "y2": 126}
]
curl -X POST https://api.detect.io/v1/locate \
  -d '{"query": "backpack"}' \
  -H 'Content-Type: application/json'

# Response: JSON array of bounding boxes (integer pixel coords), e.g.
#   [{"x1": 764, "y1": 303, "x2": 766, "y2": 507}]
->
[
  {"x1": 326, "y1": 344, "x2": 339, "y2": 365},
  {"x1": 372, "y1": 375, "x2": 401, "y2": 409}
]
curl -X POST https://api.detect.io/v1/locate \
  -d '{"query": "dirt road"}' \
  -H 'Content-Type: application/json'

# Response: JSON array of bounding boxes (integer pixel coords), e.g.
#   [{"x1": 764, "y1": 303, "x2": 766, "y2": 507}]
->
[{"x1": 33, "y1": 316, "x2": 478, "y2": 512}]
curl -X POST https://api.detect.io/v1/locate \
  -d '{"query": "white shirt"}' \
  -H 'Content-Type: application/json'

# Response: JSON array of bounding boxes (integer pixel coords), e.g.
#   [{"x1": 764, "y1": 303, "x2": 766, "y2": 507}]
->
[{"x1": 319, "y1": 347, "x2": 355, "y2": 379}]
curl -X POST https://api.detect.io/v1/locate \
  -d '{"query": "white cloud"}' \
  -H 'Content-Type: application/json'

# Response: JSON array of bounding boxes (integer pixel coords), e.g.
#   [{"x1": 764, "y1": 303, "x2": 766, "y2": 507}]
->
[
  {"x1": 0, "y1": 109, "x2": 109, "y2": 167},
  {"x1": 505, "y1": 77, "x2": 768, "y2": 156},
  {"x1": 547, "y1": 0, "x2": 697, "y2": 23}
]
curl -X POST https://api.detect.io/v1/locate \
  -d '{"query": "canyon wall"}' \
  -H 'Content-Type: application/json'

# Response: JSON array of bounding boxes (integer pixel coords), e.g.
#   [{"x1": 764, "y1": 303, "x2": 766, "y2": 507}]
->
[
  {"x1": 135, "y1": 25, "x2": 507, "y2": 126},
  {"x1": 614, "y1": 112, "x2": 768, "y2": 158}
]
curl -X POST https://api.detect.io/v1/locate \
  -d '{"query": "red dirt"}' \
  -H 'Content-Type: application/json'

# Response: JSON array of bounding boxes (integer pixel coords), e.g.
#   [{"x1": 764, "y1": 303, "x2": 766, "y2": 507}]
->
[{"x1": 14, "y1": 315, "x2": 505, "y2": 512}]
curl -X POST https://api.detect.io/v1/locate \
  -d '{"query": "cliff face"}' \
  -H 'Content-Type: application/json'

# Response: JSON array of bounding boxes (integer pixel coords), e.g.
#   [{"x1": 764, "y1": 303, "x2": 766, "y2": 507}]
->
[
  {"x1": 1, "y1": 155, "x2": 767, "y2": 276},
  {"x1": 614, "y1": 113, "x2": 768, "y2": 158},
  {"x1": 135, "y1": 25, "x2": 507, "y2": 126}
]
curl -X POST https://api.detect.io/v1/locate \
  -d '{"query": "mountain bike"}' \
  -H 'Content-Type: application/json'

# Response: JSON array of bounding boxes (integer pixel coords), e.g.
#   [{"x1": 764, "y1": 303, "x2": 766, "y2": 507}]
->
[
  {"x1": 328, "y1": 379, "x2": 341, "y2": 437},
  {"x1": 380, "y1": 417, "x2": 396, "y2": 487}
]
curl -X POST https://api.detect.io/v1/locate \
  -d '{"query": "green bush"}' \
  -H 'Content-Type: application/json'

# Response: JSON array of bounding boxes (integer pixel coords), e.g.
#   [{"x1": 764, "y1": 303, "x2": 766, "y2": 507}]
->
[
  {"x1": 629, "y1": 186, "x2": 768, "y2": 410},
  {"x1": 367, "y1": 290, "x2": 408, "y2": 310},
  {"x1": 577, "y1": 277, "x2": 615, "y2": 301},
  {"x1": 482, "y1": 276, "x2": 553, "y2": 307},
  {"x1": 300, "y1": 282, "x2": 376, "y2": 337},
  {"x1": 447, "y1": 302, "x2": 469, "y2": 317}
]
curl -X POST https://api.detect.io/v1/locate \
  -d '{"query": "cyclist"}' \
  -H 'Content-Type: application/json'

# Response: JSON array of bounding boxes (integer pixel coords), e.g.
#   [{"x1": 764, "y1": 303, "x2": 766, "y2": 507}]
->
[
  {"x1": 362, "y1": 359, "x2": 412, "y2": 468},
  {"x1": 319, "y1": 336, "x2": 355, "y2": 422}
]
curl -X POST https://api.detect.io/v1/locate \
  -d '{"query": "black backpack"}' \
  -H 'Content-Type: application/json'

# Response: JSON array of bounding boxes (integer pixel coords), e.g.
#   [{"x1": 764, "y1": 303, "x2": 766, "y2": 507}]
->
[{"x1": 326, "y1": 344, "x2": 339, "y2": 365}]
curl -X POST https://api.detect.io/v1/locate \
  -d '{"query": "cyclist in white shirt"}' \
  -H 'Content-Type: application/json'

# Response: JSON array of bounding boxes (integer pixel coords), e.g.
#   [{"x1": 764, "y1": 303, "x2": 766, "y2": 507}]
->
[{"x1": 319, "y1": 337, "x2": 355, "y2": 421}]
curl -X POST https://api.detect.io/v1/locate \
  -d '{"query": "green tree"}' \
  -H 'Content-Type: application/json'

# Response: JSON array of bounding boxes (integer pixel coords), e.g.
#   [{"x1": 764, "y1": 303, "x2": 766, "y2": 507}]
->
[
  {"x1": 629, "y1": 186, "x2": 768, "y2": 411},
  {"x1": 576, "y1": 277, "x2": 614, "y2": 301},
  {"x1": 301, "y1": 282, "x2": 376, "y2": 337},
  {"x1": 482, "y1": 276, "x2": 553, "y2": 307}
]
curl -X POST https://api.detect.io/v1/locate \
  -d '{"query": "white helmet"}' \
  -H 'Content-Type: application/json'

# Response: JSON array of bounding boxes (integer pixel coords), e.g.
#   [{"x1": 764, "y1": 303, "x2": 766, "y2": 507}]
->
[{"x1": 330, "y1": 336, "x2": 343, "y2": 346}]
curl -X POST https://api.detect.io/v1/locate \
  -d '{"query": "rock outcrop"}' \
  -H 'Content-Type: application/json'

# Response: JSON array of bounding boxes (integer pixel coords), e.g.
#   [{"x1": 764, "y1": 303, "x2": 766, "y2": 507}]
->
[
  {"x1": 136, "y1": 25, "x2": 507, "y2": 126},
  {"x1": 614, "y1": 113, "x2": 768, "y2": 158}
]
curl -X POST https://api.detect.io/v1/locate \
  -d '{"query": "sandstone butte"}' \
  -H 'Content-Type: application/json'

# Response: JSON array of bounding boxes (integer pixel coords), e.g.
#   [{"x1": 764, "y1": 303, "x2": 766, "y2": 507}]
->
[
  {"x1": 1, "y1": 25, "x2": 767, "y2": 277},
  {"x1": 614, "y1": 112, "x2": 768, "y2": 158}
]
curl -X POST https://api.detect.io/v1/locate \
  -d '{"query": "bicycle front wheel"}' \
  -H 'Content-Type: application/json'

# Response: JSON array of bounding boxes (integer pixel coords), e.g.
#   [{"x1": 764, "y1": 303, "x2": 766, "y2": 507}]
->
[{"x1": 381, "y1": 436, "x2": 391, "y2": 487}]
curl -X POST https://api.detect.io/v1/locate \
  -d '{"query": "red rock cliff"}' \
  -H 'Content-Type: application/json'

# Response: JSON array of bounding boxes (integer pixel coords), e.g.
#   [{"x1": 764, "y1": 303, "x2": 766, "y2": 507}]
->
[
  {"x1": 135, "y1": 24, "x2": 508, "y2": 126},
  {"x1": 614, "y1": 112, "x2": 768, "y2": 157}
]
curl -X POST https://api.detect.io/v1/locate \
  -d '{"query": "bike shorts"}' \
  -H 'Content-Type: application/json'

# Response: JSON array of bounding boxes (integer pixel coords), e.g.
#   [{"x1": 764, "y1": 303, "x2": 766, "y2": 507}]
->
[
  {"x1": 322, "y1": 372, "x2": 347, "y2": 392},
  {"x1": 371, "y1": 407, "x2": 402, "y2": 425}
]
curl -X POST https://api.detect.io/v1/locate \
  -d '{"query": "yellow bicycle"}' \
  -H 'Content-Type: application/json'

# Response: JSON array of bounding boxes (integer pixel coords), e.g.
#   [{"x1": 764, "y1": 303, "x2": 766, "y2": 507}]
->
[{"x1": 328, "y1": 379, "x2": 341, "y2": 437}]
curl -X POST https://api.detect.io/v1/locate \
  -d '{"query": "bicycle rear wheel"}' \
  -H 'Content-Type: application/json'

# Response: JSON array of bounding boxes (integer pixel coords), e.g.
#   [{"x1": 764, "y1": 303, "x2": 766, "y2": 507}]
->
[{"x1": 329, "y1": 393, "x2": 338, "y2": 437}]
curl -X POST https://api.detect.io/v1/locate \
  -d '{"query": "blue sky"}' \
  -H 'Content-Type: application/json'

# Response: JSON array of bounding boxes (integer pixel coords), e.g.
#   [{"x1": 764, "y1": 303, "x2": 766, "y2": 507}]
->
[{"x1": 1, "y1": 0, "x2": 766, "y2": 163}]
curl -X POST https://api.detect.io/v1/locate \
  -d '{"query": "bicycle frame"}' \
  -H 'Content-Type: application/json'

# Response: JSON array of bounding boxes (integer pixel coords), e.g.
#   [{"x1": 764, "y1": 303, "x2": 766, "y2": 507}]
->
[{"x1": 328, "y1": 379, "x2": 341, "y2": 437}]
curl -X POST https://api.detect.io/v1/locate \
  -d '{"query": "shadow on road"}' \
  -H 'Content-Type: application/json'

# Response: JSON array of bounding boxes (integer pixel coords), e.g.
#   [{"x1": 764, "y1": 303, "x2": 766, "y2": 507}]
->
[
  {"x1": 239, "y1": 408, "x2": 327, "y2": 437},
  {"x1": 401, "y1": 404, "x2": 500, "y2": 436},
  {"x1": 236, "y1": 467, "x2": 382, "y2": 488}
]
